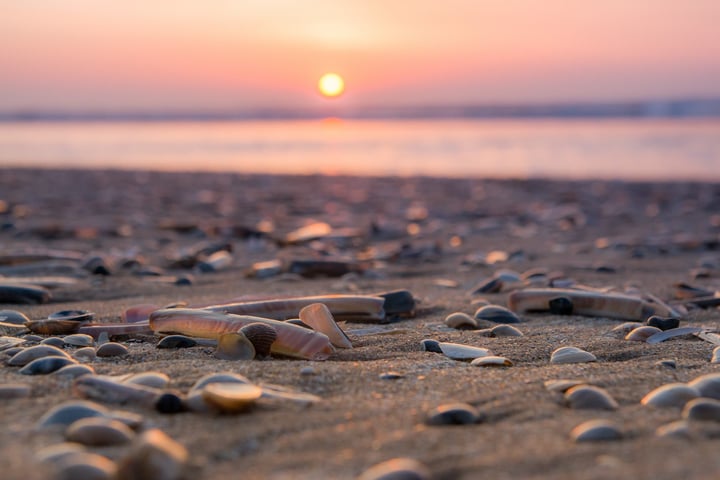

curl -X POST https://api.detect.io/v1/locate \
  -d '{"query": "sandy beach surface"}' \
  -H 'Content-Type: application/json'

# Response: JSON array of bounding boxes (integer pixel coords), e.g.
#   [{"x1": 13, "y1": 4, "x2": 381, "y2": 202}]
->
[{"x1": 1, "y1": 168, "x2": 720, "y2": 480}]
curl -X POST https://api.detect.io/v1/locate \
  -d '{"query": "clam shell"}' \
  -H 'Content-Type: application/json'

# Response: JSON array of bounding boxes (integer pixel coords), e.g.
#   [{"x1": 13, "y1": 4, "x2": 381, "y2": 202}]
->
[
  {"x1": 124, "y1": 372, "x2": 170, "y2": 389},
  {"x1": 682, "y1": 398, "x2": 720, "y2": 421},
  {"x1": 36, "y1": 400, "x2": 109, "y2": 429},
  {"x1": 474, "y1": 305, "x2": 520, "y2": 324},
  {"x1": 430, "y1": 341, "x2": 492, "y2": 361},
  {"x1": 190, "y1": 372, "x2": 252, "y2": 393},
  {"x1": 712, "y1": 346, "x2": 720, "y2": 364},
  {"x1": 646, "y1": 315, "x2": 680, "y2": 331},
  {"x1": 26, "y1": 319, "x2": 86, "y2": 335},
  {"x1": 41, "y1": 337, "x2": 66, "y2": 348},
  {"x1": 215, "y1": 331, "x2": 256, "y2": 360},
  {"x1": 625, "y1": 326, "x2": 662, "y2": 341},
  {"x1": 655, "y1": 420, "x2": 691, "y2": 438},
  {"x1": 688, "y1": 373, "x2": 720, "y2": 400},
  {"x1": 200, "y1": 383, "x2": 262, "y2": 413},
  {"x1": 35, "y1": 443, "x2": 87, "y2": 465},
  {"x1": 239, "y1": 322, "x2": 278, "y2": 357},
  {"x1": 550, "y1": 346, "x2": 596, "y2": 364},
  {"x1": 444, "y1": 312, "x2": 477, "y2": 330},
  {"x1": 115, "y1": 429, "x2": 188, "y2": 480},
  {"x1": 425, "y1": 402, "x2": 479, "y2": 425},
  {"x1": 298, "y1": 303, "x2": 352, "y2": 348},
  {"x1": 96, "y1": 342, "x2": 129, "y2": 357},
  {"x1": 544, "y1": 379, "x2": 587, "y2": 393},
  {"x1": 489, "y1": 324, "x2": 523, "y2": 337},
  {"x1": 73, "y1": 347, "x2": 97, "y2": 362},
  {"x1": 20, "y1": 355, "x2": 77, "y2": 375},
  {"x1": 0, "y1": 309, "x2": 31, "y2": 325},
  {"x1": 611, "y1": 322, "x2": 643, "y2": 334},
  {"x1": 54, "y1": 452, "x2": 117, "y2": 480},
  {"x1": 52, "y1": 364, "x2": 95, "y2": 379},
  {"x1": 641, "y1": 383, "x2": 700, "y2": 408},
  {"x1": 66, "y1": 417, "x2": 135, "y2": 446},
  {"x1": 63, "y1": 334, "x2": 95, "y2": 347},
  {"x1": 565, "y1": 385, "x2": 618, "y2": 410},
  {"x1": 156, "y1": 335, "x2": 197, "y2": 349},
  {"x1": 8, "y1": 344, "x2": 72, "y2": 366},
  {"x1": 470, "y1": 356, "x2": 513, "y2": 367},
  {"x1": 357, "y1": 458, "x2": 430, "y2": 480},
  {"x1": 571, "y1": 419, "x2": 622, "y2": 442}
]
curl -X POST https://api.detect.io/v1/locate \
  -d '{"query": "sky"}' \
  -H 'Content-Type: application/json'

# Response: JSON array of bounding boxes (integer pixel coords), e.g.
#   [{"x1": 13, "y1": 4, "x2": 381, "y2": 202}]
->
[{"x1": 1, "y1": 0, "x2": 720, "y2": 112}]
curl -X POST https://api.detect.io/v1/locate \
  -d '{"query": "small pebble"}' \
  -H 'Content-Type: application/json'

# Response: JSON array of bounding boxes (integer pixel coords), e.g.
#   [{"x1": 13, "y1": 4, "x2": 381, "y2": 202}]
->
[
  {"x1": 571, "y1": 419, "x2": 622, "y2": 442},
  {"x1": 646, "y1": 315, "x2": 680, "y2": 331},
  {"x1": 23, "y1": 334, "x2": 43, "y2": 342},
  {"x1": 96, "y1": 342, "x2": 129, "y2": 357},
  {"x1": 655, "y1": 359, "x2": 677, "y2": 369},
  {"x1": 565, "y1": 385, "x2": 618, "y2": 410},
  {"x1": 425, "y1": 402, "x2": 479, "y2": 425},
  {"x1": 357, "y1": 458, "x2": 430, "y2": 480},
  {"x1": 66, "y1": 417, "x2": 136, "y2": 446}
]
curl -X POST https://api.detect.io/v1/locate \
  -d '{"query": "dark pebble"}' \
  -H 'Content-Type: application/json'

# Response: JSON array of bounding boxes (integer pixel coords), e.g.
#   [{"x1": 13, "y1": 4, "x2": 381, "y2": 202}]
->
[
  {"x1": 548, "y1": 297, "x2": 574, "y2": 315},
  {"x1": 155, "y1": 393, "x2": 185, "y2": 414},
  {"x1": 420, "y1": 339, "x2": 442, "y2": 353},
  {"x1": 646, "y1": 316, "x2": 680, "y2": 331}
]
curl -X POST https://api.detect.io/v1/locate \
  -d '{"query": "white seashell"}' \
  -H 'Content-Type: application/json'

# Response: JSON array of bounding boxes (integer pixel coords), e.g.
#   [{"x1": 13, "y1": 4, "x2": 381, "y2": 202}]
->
[
  {"x1": 565, "y1": 385, "x2": 618, "y2": 410},
  {"x1": 641, "y1": 383, "x2": 700, "y2": 408},
  {"x1": 470, "y1": 356, "x2": 513, "y2": 367},
  {"x1": 571, "y1": 419, "x2": 622, "y2": 442},
  {"x1": 444, "y1": 312, "x2": 477, "y2": 330},
  {"x1": 437, "y1": 342, "x2": 492, "y2": 360},
  {"x1": 550, "y1": 346, "x2": 596, "y2": 364}
]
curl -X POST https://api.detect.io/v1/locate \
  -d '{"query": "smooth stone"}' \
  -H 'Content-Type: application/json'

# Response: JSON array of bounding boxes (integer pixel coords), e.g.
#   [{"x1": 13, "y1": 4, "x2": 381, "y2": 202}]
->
[
  {"x1": 96, "y1": 342, "x2": 129, "y2": 357},
  {"x1": 470, "y1": 356, "x2": 513, "y2": 367},
  {"x1": 52, "y1": 364, "x2": 95, "y2": 379},
  {"x1": 36, "y1": 401, "x2": 109, "y2": 429},
  {"x1": 19, "y1": 355, "x2": 77, "y2": 375},
  {"x1": 625, "y1": 326, "x2": 662, "y2": 341},
  {"x1": 190, "y1": 372, "x2": 252, "y2": 393},
  {"x1": 124, "y1": 371, "x2": 171, "y2": 389},
  {"x1": 0, "y1": 383, "x2": 32, "y2": 398},
  {"x1": 215, "y1": 332, "x2": 256, "y2": 360},
  {"x1": 544, "y1": 379, "x2": 586, "y2": 393},
  {"x1": 201, "y1": 383, "x2": 262, "y2": 413},
  {"x1": 157, "y1": 335, "x2": 197, "y2": 349},
  {"x1": 41, "y1": 336, "x2": 68, "y2": 348},
  {"x1": 357, "y1": 458, "x2": 431, "y2": 480},
  {"x1": 444, "y1": 312, "x2": 477, "y2": 330},
  {"x1": 7, "y1": 344, "x2": 72, "y2": 366},
  {"x1": 54, "y1": 452, "x2": 117, "y2": 480},
  {"x1": 688, "y1": 373, "x2": 720, "y2": 400},
  {"x1": 641, "y1": 383, "x2": 700, "y2": 408},
  {"x1": 474, "y1": 305, "x2": 520, "y2": 324},
  {"x1": 35, "y1": 442, "x2": 87, "y2": 464},
  {"x1": 682, "y1": 398, "x2": 720, "y2": 421},
  {"x1": 565, "y1": 385, "x2": 618, "y2": 410},
  {"x1": 489, "y1": 324, "x2": 523, "y2": 337},
  {"x1": 0, "y1": 309, "x2": 30, "y2": 324},
  {"x1": 73, "y1": 347, "x2": 97, "y2": 362},
  {"x1": 646, "y1": 316, "x2": 680, "y2": 331},
  {"x1": 571, "y1": 419, "x2": 622, "y2": 442},
  {"x1": 425, "y1": 402, "x2": 479, "y2": 425},
  {"x1": 116, "y1": 429, "x2": 188, "y2": 480},
  {"x1": 63, "y1": 334, "x2": 95, "y2": 347},
  {"x1": 550, "y1": 346, "x2": 596, "y2": 364},
  {"x1": 66, "y1": 417, "x2": 136, "y2": 446},
  {"x1": 655, "y1": 420, "x2": 692, "y2": 438}
]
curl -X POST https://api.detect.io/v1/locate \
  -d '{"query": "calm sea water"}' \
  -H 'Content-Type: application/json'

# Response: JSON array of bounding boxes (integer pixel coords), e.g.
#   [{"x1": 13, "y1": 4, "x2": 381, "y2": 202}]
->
[{"x1": 0, "y1": 118, "x2": 719, "y2": 181}]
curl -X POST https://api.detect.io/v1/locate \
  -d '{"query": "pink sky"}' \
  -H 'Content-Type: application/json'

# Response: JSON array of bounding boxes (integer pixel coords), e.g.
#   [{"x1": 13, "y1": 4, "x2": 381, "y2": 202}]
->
[{"x1": 1, "y1": 0, "x2": 719, "y2": 111}]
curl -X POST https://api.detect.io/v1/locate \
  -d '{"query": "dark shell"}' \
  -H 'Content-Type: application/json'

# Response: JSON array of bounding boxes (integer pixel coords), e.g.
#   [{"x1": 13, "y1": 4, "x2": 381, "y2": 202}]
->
[
  {"x1": 474, "y1": 305, "x2": 521, "y2": 324},
  {"x1": 20, "y1": 356, "x2": 77, "y2": 375},
  {"x1": 36, "y1": 400, "x2": 109, "y2": 428},
  {"x1": 239, "y1": 323, "x2": 278, "y2": 358},
  {"x1": 646, "y1": 316, "x2": 680, "y2": 331},
  {"x1": 0, "y1": 309, "x2": 31, "y2": 325}
]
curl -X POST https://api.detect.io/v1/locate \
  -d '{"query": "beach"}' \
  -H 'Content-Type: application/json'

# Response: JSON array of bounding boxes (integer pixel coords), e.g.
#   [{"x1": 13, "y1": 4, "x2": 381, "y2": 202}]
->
[{"x1": 1, "y1": 168, "x2": 720, "y2": 479}]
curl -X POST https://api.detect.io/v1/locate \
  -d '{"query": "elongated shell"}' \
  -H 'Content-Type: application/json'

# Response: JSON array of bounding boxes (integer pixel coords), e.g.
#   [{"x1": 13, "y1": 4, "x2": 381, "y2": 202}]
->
[
  {"x1": 149, "y1": 308, "x2": 335, "y2": 360},
  {"x1": 298, "y1": 303, "x2": 352, "y2": 348}
]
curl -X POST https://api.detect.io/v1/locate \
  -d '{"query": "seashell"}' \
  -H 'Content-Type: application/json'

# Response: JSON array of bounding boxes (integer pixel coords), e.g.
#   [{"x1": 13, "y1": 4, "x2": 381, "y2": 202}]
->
[
  {"x1": 470, "y1": 356, "x2": 513, "y2": 367},
  {"x1": 565, "y1": 385, "x2": 618, "y2": 410},
  {"x1": 239, "y1": 322, "x2": 278, "y2": 357},
  {"x1": 489, "y1": 324, "x2": 523, "y2": 337},
  {"x1": 712, "y1": 346, "x2": 720, "y2": 364},
  {"x1": 571, "y1": 419, "x2": 622, "y2": 442},
  {"x1": 8, "y1": 344, "x2": 72, "y2": 366},
  {"x1": 35, "y1": 442, "x2": 87, "y2": 465},
  {"x1": 0, "y1": 282, "x2": 51, "y2": 304},
  {"x1": 2, "y1": 346, "x2": 23, "y2": 357},
  {"x1": 550, "y1": 346, "x2": 596, "y2": 364},
  {"x1": 115, "y1": 429, "x2": 188, "y2": 480},
  {"x1": 156, "y1": 335, "x2": 197, "y2": 349},
  {"x1": 52, "y1": 364, "x2": 95, "y2": 379},
  {"x1": 357, "y1": 458, "x2": 431, "y2": 480},
  {"x1": 96, "y1": 342, "x2": 129, "y2": 357},
  {"x1": 655, "y1": 359, "x2": 677, "y2": 369},
  {"x1": 23, "y1": 334, "x2": 43, "y2": 342},
  {"x1": 423, "y1": 341, "x2": 492, "y2": 361},
  {"x1": 190, "y1": 372, "x2": 251, "y2": 393},
  {"x1": 682, "y1": 398, "x2": 720, "y2": 422},
  {"x1": 215, "y1": 331, "x2": 256, "y2": 360},
  {"x1": 0, "y1": 321, "x2": 28, "y2": 336},
  {"x1": 646, "y1": 315, "x2": 680, "y2": 331},
  {"x1": 201, "y1": 383, "x2": 262, "y2": 413},
  {"x1": 0, "y1": 383, "x2": 32, "y2": 399},
  {"x1": 63, "y1": 334, "x2": 95, "y2": 347},
  {"x1": 646, "y1": 327, "x2": 704, "y2": 344},
  {"x1": 20, "y1": 355, "x2": 77, "y2": 375},
  {"x1": 641, "y1": 383, "x2": 700, "y2": 408},
  {"x1": 655, "y1": 420, "x2": 691, "y2": 438},
  {"x1": 425, "y1": 402, "x2": 479, "y2": 425},
  {"x1": 124, "y1": 371, "x2": 170, "y2": 389},
  {"x1": 107, "y1": 410, "x2": 145, "y2": 431},
  {"x1": 611, "y1": 322, "x2": 643, "y2": 334},
  {"x1": 474, "y1": 305, "x2": 520, "y2": 324},
  {"x1": 26, "y1": 319, "x2": 85, "y2": 335},
  {"x1": 444, "y1": 312, "x2": 477, "y2": 330},
  {"x1": 182, "y1": 390, "x2": 213, "y2": 413},
  {"x1": 625, "y1": 326, "x2": 662, "y2": 341},
  {"x1": 544, "y1": 379, "x2": 587, "y2": 393},
  {"x1": 73, "y1": 347, "x2": 97, "y2": 362},
  {"x1": 66, "y1": 417, "x2": 135, "y2": 446},
  {"x1": 687, "y1": 373, "x2": 720, "y2": 400},
  {"x1": 257, "y1": 383, "x2": 321, "y2": 405},
  {"x1": 36, "y1": 400, "x2": 109, "y2": 429},
  {"x1": 41, "y1": 336, "x2": 66, "y2": 348},
  {"x1": 299, "y1": 303, "x2": 352, "y2": 348},
  {"x1": 73, "y1": 375, "x2": 179, "y2": 412},
  {"x1": 49, "y1": 309, "x2": 95, "y2": 322},
  {"x1": 54, "y1": 452, "x2": 117, "y2": 480},
  {"x1": 0, "y1": 309, "x2": 31, "y2": 324},
  {"x1": 470, "y1": 276, "x2": 503, "y2": 294}
]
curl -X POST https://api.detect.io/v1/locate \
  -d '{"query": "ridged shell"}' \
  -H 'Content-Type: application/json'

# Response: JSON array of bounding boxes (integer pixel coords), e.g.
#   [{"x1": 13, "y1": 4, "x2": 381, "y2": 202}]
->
[
  {"x1": 641, "y1": 383, "x2": 700, "y2": 408},
  {"x1": 239, "y1": 323, "x2": 278, "y2": 357},
  {"x1": 444, "y1": 312, "x2": 477, "y2": 330},
  {"x1": 474, "y1": 305, "x2": 520, "y2": 324},
  {"x1": 550, "y1": 346, "x2": 596, "y2": 364},
  {"x1": 571, "y1": 419, "x2": 622, "y2": 442},
  {"x1": 200, "y1": 383, "x2": 262, "y2": 413},
  {"x1": 625, "y1": 326, "x2": 662, "y2": 341},
  {"x1": 215, "y1": 332, "x2": 255, "y2": 360},
  {"x1": 8, "y1": 344, "x2": 72, "y2": 366},
  {"x1": 470, "y1": 356, "x2": 513, "y2": 367},
  {"x1": 682, "y1": 398, "x2": 720, "y2": 421},
  {"x1": 565, "y1": 385, "x2": 618, "y2": 410}
]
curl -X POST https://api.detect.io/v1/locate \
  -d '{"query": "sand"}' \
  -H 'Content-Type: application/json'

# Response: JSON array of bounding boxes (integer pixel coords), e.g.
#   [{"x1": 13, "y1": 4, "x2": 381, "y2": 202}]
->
[{"x1": 1, "y1": 169, "x2": 719, "y2": 479}]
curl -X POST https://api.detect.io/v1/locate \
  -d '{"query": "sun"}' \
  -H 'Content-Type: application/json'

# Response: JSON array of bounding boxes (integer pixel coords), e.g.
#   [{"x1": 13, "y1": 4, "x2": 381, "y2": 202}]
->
[{"x1": 318, "y1": 73, "x2": 345, "y2": 98}]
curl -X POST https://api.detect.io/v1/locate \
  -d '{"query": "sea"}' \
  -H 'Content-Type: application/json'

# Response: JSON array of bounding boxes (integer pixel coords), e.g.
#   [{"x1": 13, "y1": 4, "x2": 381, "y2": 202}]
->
[{"x1": 1, "y1": 117, "x2": 719, "y2": 181}]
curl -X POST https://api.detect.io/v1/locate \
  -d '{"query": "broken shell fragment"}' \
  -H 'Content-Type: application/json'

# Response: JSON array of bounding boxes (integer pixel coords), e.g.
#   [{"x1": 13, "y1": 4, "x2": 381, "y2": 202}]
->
[
  {"x1": 571, "y1": 419, "x2": 622, "y2": 442},
  {"x1": 641, "y1": 383, "x2": 700, "y2": 408},
  {"x1": 200, "y1": 383, "x2": 262, "y2": 413},
  {"x1": 550, "y1": 346, "x2": 596, "y2": 364},
  {"x1": 444, "y1": 312, "x2": 477, "y2": 330},
  {"x1": 215, "y1": 332, "x2": 256, "y2": 360},
  {"x1": 299, "y1": 303, "x2": 352, "y2": 348},
  {"x1": 565, "y1": 385, "x2": 618, "y2": 410},
  {"x1": 239, "y1": 323, "x2": 278, "y2": 357},
  {"x1": 470, "y1": 356, "x2": 513, "y2": 367}
]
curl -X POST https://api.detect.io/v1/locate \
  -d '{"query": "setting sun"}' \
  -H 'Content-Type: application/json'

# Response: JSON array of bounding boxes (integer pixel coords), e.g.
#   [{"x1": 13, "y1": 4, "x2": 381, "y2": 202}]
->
[{"x1": 318, "y1": 73, "x2": 345, "y2": 98}]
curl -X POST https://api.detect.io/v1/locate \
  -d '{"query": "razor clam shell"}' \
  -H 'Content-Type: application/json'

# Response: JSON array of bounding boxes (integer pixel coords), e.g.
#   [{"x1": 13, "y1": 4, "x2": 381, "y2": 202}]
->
[
  {"x1": 550, "y1": 346, "x2": 596, "y2": 364},
  {"x1": 298, "y1": 303, "x2": 352, "y2": 348},
  {"x1": 641, "y1": 383, "x2": 700, "y2": 408},
  {"x1": 571, "y1": 419, "x2": 622, "y2": 442},
  {"x1": 564, "y1": 385, "x2": 618, "y2": 410},
  {"x1": 239, "y1": 323, "x2": 278, "y2": 357},
  {"x1": 8, "y1": 344, "x2": 72, "y2": 366}
]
